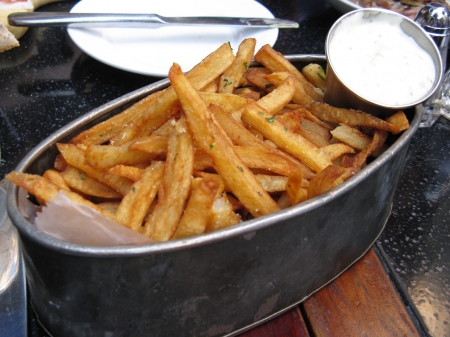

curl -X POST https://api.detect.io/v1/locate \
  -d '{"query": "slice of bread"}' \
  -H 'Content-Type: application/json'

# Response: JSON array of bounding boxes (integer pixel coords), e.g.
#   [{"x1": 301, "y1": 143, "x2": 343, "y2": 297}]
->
[{"x1": 0, "y1": 20, "x2": 19, "y2": 52}]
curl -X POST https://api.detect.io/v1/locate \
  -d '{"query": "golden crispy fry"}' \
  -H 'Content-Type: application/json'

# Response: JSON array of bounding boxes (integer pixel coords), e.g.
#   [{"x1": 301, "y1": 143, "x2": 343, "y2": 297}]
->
[
  {"x1": 43, "y1": 169, "x2": 71, "y2": 192},
  {"x1": 254, "y1": 44, "x2": 324, "y2": 102},
  {"x1": 236, "y1": 89, "x2": 261, "y2": 101},
  {"x1": 386, "y1": 110, "x2": 410, "y2": 135},
  {"x1": 235, "y1": 146, "x2": 300, "y2": 176},
  {"x1": 6, "y1": 172, "x2": 117, "y2": 222},
  {"x1": 57, "y1": 143, "x2": 133, "y2": 195},
  {"x1": 128, "y1": 135, "x2": 169, "y2": 157},
  {"x1": 342, "y1": 129, "x2": 388, "y2": 168},
  {"x1": 200, "y1": 92, "x2": 250, "y2": 113},
  {"x1": 70, "y1": 91, "x2": 163, "y2": 145},
  {"x1": 112, "y1": 43, "x2": 236, "y2": 144},
  {"x1": 256, "y1": 75, "x2": 296, "y2": 115},
  {"x1": 244, "y1": 67, "x2": 274, "y2": 92},
  {"x1": 286, "y1": 169, "x2": 307, "y2": 205},
  {"x1": 308, "y1": 102, "x2": 400, "y2": 132},
  {"x1": 209, "y1": 103, "x2": 270, "y2": 149},
  {"x1": 172, "y1": 175, "x2": 222, "y2": 239},
  {"x1": 296, "y1": 127, "x2": 330, "y2": 148},
  {"x1": 60, "y1": 166, "x2": 123, "y2": 199},
  {"x1": 321, "y1": 143, "x2": 356, "y2": 161},
  {"x1": 265, "y1": 72, "x2": 314, "y2": 107},
  {"x1": 169, "y1": 62, "x2": 280, "y2": 217},
  {"x1": 115, "y1": 162, "x2": 164, "y2": 232},
  {"x1": 241, "y1": 102, "x2": 332, "y2": 173},
  {"x1": 142, "y1": 117, "x2": 194, "y2": 241},
  {"x1": 108, "y1": 165, "x2": 144, "y2": 181},
  {"x1": 330, "y1": 124, "x2": 372, "y2": 151},
  {"x1": 193, "y1": 146, "x2": 299, "y2": 177},
  {"x1": 206, "y1": 193, "x2": 241, "y2": 232},
  {"x1": 219, "y1": 38, "x2": 256, "y2": 93},
  {"x1": 301, "y1": 118, "x2": 332, "y2": 140},
  {"x1": 84, "y1": 142, "x2": 156, "y2": 170},
  {"x1": 301, "y1": 63, "x2": 326, "y2": 92},
  {"x1": 255, "y1": 174, "x2": 288, "y2": 193},
  {"x1": 201, "y1": 78, "x2": 219, "y2": 93},
  {"x1": 307, "y1": 165, "x2": 357, "y2": 199},
  {"x1": 285, "y1": 104, "x2": 335, "y2": 130}
]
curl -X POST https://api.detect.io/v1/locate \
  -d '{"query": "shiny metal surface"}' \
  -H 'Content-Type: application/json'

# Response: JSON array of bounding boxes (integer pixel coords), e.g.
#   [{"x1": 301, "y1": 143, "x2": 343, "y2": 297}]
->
[
  {"x1": 415, "y1": 3, "x2": 450, "y2": 128},
  {"x1": 5, "y1": 55, "x2": 421, "y2": 337},
  {"x1": 8, "y1": 12, "x2": 299, "y2": 29},
  {"x1": 324, "y1": 8, "x2": 442, "y2": 117},
  {"x1": 0, "y1": 183, "x2": 27, "y2": 337}
]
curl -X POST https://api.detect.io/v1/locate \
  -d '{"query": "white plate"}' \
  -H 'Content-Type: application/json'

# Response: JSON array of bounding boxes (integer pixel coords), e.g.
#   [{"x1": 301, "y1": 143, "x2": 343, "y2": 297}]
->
[{"x1": 68, "y1": 0, "x2": 278, "y2": 77}]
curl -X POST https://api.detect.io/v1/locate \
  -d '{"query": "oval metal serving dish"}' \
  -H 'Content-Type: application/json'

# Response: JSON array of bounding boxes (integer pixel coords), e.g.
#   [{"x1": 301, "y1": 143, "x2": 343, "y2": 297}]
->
[{"x1": 6, "y1": 55, "x2": 421, "y2": 337}]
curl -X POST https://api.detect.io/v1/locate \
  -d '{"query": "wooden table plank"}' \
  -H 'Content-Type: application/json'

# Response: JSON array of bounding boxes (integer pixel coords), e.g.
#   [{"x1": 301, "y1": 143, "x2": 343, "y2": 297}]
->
[
  {"x1": 239, "y1": 307, "x2": 310, "y2": 337},
  {"x1": 302, "y1": 249, "x2": 420, "y2": 337}
]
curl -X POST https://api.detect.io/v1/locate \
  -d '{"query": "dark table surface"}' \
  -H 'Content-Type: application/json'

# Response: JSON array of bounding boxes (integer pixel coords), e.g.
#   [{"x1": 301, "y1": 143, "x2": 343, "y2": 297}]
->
[{"x1": 0, "y1": 0, "x2": 449, "y2": 336}]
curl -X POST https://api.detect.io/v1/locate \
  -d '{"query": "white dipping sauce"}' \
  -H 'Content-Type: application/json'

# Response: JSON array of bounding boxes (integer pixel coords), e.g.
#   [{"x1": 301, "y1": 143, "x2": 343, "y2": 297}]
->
[{"x1": 328, "y1": 11, "x2": 436, "y2": 106}]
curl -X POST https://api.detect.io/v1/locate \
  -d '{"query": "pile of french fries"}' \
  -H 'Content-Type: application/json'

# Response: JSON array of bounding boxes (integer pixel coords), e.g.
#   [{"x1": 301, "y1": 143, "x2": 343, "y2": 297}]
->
[{"x1": 7, "y1": 39, "x2": 410, "y2": 242}]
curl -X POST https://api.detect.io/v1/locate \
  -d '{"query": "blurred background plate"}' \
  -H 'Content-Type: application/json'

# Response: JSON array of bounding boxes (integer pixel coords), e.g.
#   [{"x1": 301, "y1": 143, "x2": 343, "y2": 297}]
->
[{"x1": 68, "y1": 0, "x2": 278, "y2": 77}]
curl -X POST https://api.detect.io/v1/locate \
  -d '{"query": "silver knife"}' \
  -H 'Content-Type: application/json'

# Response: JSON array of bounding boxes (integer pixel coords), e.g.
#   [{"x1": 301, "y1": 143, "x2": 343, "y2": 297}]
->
[{"x1": 8, "y1": 12, "x2": 299, "y2": 29}]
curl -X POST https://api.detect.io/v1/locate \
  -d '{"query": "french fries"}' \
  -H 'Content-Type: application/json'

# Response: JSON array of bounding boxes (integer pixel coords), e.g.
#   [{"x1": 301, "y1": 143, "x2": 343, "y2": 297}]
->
[{"x1": 7, "y1": 39, "x2": 411, "y2": 243}]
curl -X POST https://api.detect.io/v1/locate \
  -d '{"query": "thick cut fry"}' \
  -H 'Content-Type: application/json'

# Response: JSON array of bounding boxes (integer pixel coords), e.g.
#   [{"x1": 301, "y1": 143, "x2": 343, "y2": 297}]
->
[
  {"x1": 169, "y1": 62, "x2": 280, "y2": 217},
  {"x1": 128, "y1": 135, "x2": 169, "y2": 156},
  {"x1": 142, "y1": 117, "x2": 194, "y2": 241},
  {"x1": 342, "y1": 129, "x2": 388, "y2": 168},
  {"x1": 285, "y1": 104, "x2": 335, "y2": 130},
  {"x1": 85, "y1": 142, "x2": 157, "y2": 170},
  {"x1": 386, "y1": 110, "x2": 410, "y2": 135},
  {"x1": 43, "y1": 169, "x2": 71, "y2": 192},
  {"x1": 296, "y1": 126, "x2": 331, "y2": 148},
  {"x1": 321, "y1": 143, "x2": 356, "y2": 161},
  {"x1": 265, "y1": 72, "x2": 315, "y2": 107},
  {"x1": 108, "y1": 165, "x2": 144, "y2": 181},
  {"x1": 301, "y1": 118, "x2": 332, "y2": 140},
  {"x1": 255, "y1": 174, "x2": 288, "y2": 193},
  {"x1": 286, "y1": 169, "x2": 307, "y2": 205},
  {"x1": 70, "y1": 91, "x2": 163, "y2": 145},
  {"x1": 210, "y1": 103, "x2": 271, "y2": 149},
  {"x1": 219, "y1": 38, "x2": 256, "y2": 93},
  {"x1": 110, "y1": 43, "x2": 236, "y2": 144},
  {"x1": 241, "y1": 102, "x2": 332, "y2": 173},
  {"x1": 307, "y1": 165, "x2": 357, "y2": 199},
  {"x1": 254, "y1": 44, "x2": 324, "y2": 102},
  {"x1": 244, "y1": 67, "x2": 274, "y2": 92},
  {"x1": 256, "y1": 76, "x2": 296, "y2": 115},
  {"x1": 6, "y1": 172, "x2": 117, "y2": 222},
  {"x1": 172, "y1": 175, "x2": 221, "y2": 239},
  {"x1": 61, "y1": 166, "x2": 123, "y2": 199},
  {"x1": 308, "y1": 102, "x2": 399, "y2": 132},
  {"x1": 302, "y1": 63, "x2": 326, "y2": 92},
  {"x1": 115, "y1": 162, "x2": 164, "y2": 232},
  {"x1": 236, "y1": 89, "x2": 261, "y2": 100},
  {"x1": 330, "y1": 124, "x2": 372, "y2": 150},
  {"x1": 57, "y1": 143, "x2": 133, "y2": 195},
  {"x1": 206, "y1": 193, "x2": 241, "y2": 232},
  {"x1": 200, "y1": 92, "x2": 250, "y2": 113}
]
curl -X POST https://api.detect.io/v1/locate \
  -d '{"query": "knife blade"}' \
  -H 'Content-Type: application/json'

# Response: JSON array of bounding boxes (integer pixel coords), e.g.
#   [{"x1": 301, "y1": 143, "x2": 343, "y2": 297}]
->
[{"x1": 8, "y1": 12, "x2": 299, "y2": 29}]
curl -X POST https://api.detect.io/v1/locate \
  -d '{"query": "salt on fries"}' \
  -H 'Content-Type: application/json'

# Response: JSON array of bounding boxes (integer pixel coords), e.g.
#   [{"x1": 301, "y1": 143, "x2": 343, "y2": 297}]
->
[{"x1": 7, "y1": 39, "x2": 410, "y2": 243}]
